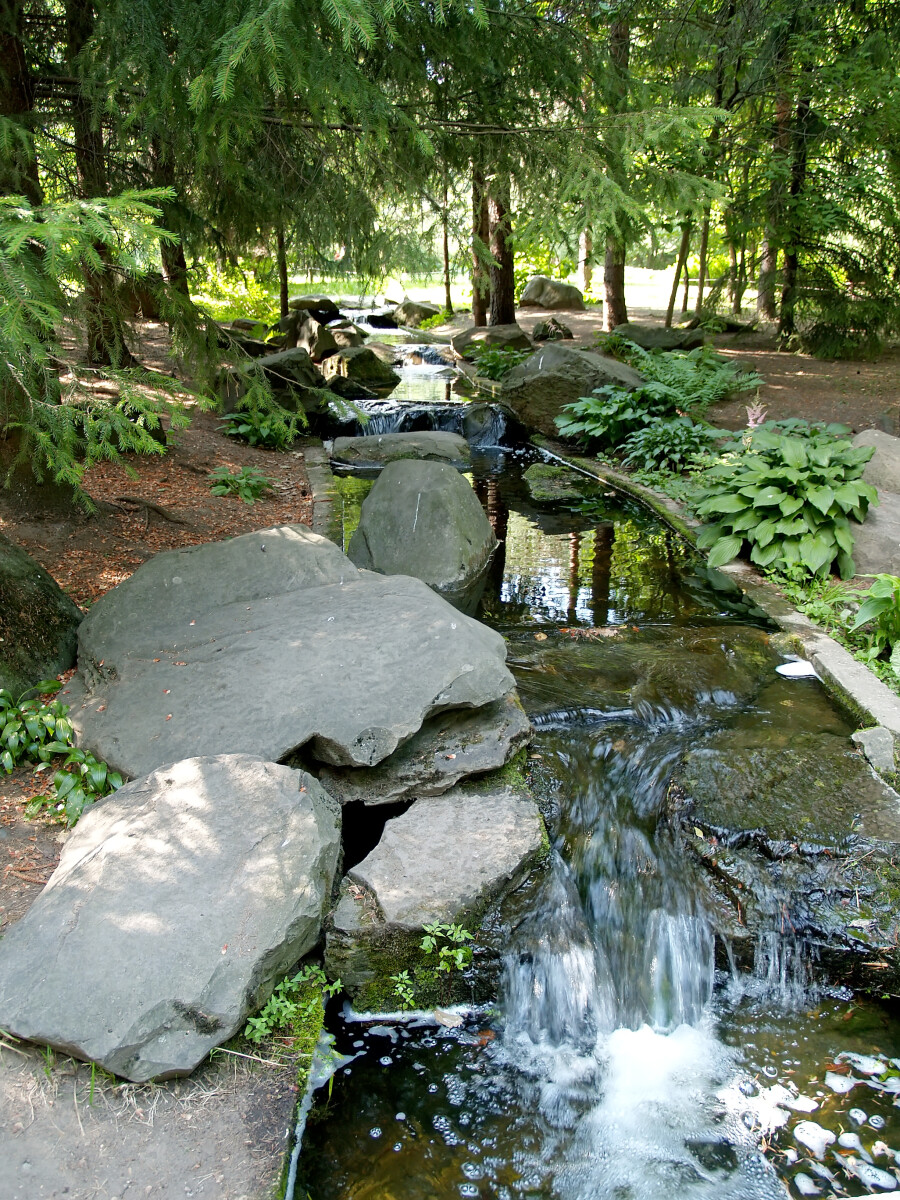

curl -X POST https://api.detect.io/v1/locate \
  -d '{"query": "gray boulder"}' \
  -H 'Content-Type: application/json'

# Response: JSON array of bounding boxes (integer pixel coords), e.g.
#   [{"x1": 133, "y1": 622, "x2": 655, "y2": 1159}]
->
[
  {"x1": 65, "y1": 525, "x2": 514, "y2": 779},
  {"x1": 854, "y1": 429, "x2": 900, "y2": 494},
  {"x1": 533, "y1": 317, "x2": 574, "y2": 341},
  {"x1": 288, "y1": 294, "x2": 340, "y2": 317},
  {"x1": 318, "y1": 692, "x2": 531, "y2": 806},
  {"x1": 325, "y1": 785, "x2": 545, "y2": 1008},
  {"x1": 393, "y1": 300, "x2": 440, "y2": 327},
  {"x1": 220, "y1": 348, "x2": 327, "y2": 415},
  {"x1": 320, "y1": 346, "x2": 401, "y2": 390},
  {"x1": 501, "y1": 342, "x2": 644, "y2": 438},
  {"x1": 328, "y1": 320, "x2": 368, "y2": 348},
  {"x1": 366, "y1": 341, "x2": 402, "y2": 365},
  {"x1": 331, "y1": 431, "x2": 470, "y2": 467},
  {"x1": 0, "y1": 755, "x2": 341, "y2": 1082},
  {"x1": 452, "y1": 323, "x2": 532, "y2": 359},
  {"x1": 294, "y1": 314, "x2": 339, "y2": 362},
  {"x1": 0, "y1": 535, "x2": 82, "y2": 697},
  {"x1": 519, "y1": 276, "x2": 585, "y2": 311},
  {"x1": 610, "y1": 322, "x2": 705, "y2": 352},
  {"x1": 348, "y1": 460, "x2": 497, "y2": 611},
  {"x1": 327, "y1": 375, "x2": 378, "y2": 402},
  {"x1": 852, "y1": 492, "x2": 900, "y2": 575}
]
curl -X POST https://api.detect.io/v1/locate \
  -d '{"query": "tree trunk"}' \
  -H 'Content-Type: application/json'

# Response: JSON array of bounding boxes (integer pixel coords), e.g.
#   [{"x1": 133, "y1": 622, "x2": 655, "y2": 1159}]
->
[
  {"x1": 666, "y1": 223, "x2": 692, "y2": 327},
  {"x1": 682, "y1": 261, "x2": 691, "y2": 312},
  {"x1": 757, "y1": 239, "x2": 778, "y2": 320},
  {"x1": 580, "y1": 227, "x2": 593, "y2": 294},
  {"x1": 488, "y1": 177, "x2": 515, "y2": 326},
  {"x1": 151, "y1": 142, "x2": 190, "y2": 297},
  {"x1": 696, "y1": 210, "x2": 710, "y2": 311},
  {"x1": 778, "y1": 94, "x2": 811, "y2": 340},
  {"x1": 471, "y1": 165, "x2": 490, "y2": 327},
  {"x1": 603, "y1": 236, "x2": 627, "y2": 330},
  {"x1": 67, "y1": 0, "x2": 137, "y2": 368},
  {"x1": 0, "y1": 0, "x2": 42, "y2": 204},
  {"x1": 276, "y1": 226, "x2": 289, "y2": 319},
  {"x1": 441, "y1": 174, "x2": 453, "y2": 314}
]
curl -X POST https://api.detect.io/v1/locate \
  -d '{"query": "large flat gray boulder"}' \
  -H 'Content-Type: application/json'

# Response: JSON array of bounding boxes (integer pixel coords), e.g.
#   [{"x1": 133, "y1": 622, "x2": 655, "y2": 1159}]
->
[
  {"x1": 854, "y1": 429, "x2": 900, "y2": 494},
  {"x1": 610, "y1": 322, "x2": 705, "y2": 351},
  {"x1": 325, "y1": 784, "x2": 545, "y2": 1007},
  {"x1": 393, "y1": 300, "x2": 440, "y2": 327},
  {"x1": 347, "y1": 460, "x2": 497, "y2": 611},
  {"x1": 331, "y1": 431, "x2": 470, "y2": 467},
  {"x1": 0, "y1": 755, "x2": 341, "y2": 1082},
  {"x1": 852, "y1": 492, "x2": 900, "y2": 575},
  {"x1": 519, "y1": 276, "x2": 585, "y2": 311},
  {"x1": 318, "y1": 692, "x2": 531, "y2": 806},
  {"x1": 293, "y1": 313, "x2": 338, "y2": 362},
  {"x1": 288, "y1": 294, "x2": 340, "y2": 317},
  {"x1": 451, "y1": 323, "x2": 532, "y2": 359},
  {"x1": 0, "y1": 535, "x2": 82, "y2": 697},
  {"x1": 501, "y1": 342, "x2": 644, "y2": 438},
  {"x1": 65, "y1": 525, "x2": 513, "y2": 778}
]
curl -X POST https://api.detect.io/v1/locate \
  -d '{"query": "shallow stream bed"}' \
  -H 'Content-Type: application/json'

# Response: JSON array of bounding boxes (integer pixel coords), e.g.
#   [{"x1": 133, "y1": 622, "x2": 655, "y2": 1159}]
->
[{"x1": 300, "y1": 373, "x2": 900, "y2": 1199}]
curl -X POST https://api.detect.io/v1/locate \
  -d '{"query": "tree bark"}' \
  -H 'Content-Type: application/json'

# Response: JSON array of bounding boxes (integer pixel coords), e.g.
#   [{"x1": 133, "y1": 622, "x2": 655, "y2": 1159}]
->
[
  {"x1": 603, "y1": 235, "x2": 627, "y2": 330},
  {"x1": 471, "y1": 164, "x2": 490, "y2": 327},
  {"x1": 757, "y1": 239, "x2": 778, "y2": 320},
  {"x1": 778, "y1": 95, "x2": 812, "y2": 339},
  {"x1": 67, "y1": 0, "x2": 137, "y2": 367},
  {"x1": 580, "y1": 227, "x2": 593, "y2": 294},
  {"x1": 488, "y1": 176, "x2": 515, "y2": 326},
  {"x1": 0, "y1": 0, "x2": 42, "y2": 204},
  {"x1": 276, "y1": 225, "x2": 289, "y2": 319},
  {"x1": 665, "y1": 223, "x2": 692, "y2": 327},
  {"x1": 696, "y1": 210, "x2": 710, "y2": 311},
  {"x1": 441, "y1": 173, "x2": 453, "y2": 314}
]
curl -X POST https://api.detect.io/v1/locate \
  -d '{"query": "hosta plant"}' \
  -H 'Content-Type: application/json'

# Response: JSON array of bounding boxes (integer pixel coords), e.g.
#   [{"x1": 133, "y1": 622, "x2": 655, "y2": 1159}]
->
[
  {"x1": 208, "y1": 465, "x2": 275, "y2": 503},
  {"x1": 694, "y1": 426, "x2": 877, "y2": 578},
  {"x1": 620, "y1": 417, "x2": 721, "y2": 473},
  {"x1": 0, "y1": 681, "x2": 72, "y2": 773},
  {"x1": 556, "y1": 381, "x2": 681, "y2": 447},
  {"x1": 850, "y1": 574, "x2": 900, "y2": 677}
]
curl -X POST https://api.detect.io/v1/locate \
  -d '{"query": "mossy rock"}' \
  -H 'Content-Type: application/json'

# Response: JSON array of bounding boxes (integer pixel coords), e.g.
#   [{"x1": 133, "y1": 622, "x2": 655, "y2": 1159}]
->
[{"x1": 523, "y1": 462, "x2": 595, "y2": 502}]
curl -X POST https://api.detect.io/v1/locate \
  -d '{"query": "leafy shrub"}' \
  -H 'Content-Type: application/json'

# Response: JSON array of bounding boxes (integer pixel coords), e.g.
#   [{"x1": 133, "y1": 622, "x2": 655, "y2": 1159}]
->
[
  {"x1": 628, "y1": 343, "x2": 762, "y2": 415},
  {"x1": 390, "y1": 922, "x2": 474, "y2": 1010},
  {"x1": 621, "y1": 417, "x2": 720, "y2": 473},
  {"x1": 220, "y1": 404, "x2": 298, "y2": 450},
  {"x1": 418, "y1": 310, "x2": 453, "y2": 331},
  {"x1": 849, "y1": 574, "x2": 900, "y2": 677},
  {"x1": 0, "y1": 682, "x2": 72, "y2": 773},
  {"x1": 469, "y1": 344, "x2": 532, "y2": 380},
  {"x1": 1, "y1": 681, "x2": 124, "y2": 825},
  {"x1": 556, "y1": 381, "x2": 681, "y2": 446},
  {"x1": 208, "y1": 465, "x2": 275, "y2": 503},
  {"x1": 694, "y1": 425, "x2": 877, "y2": 577},
  {"x1": 244, "y1": 964, "x2": 341, "y2": 1045}
]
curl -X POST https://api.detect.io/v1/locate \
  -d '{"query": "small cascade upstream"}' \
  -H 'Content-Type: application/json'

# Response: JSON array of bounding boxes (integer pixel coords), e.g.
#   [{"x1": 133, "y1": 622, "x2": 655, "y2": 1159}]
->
[{"x1": 299, "y1": 362, "x2": 900, "y2": 1199}]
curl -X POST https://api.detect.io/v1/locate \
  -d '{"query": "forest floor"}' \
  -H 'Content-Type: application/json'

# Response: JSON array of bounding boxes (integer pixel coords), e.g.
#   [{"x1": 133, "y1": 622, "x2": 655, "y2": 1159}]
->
[{"x1": 0, "y1": 307, "x2": 898, "y2": 1197}]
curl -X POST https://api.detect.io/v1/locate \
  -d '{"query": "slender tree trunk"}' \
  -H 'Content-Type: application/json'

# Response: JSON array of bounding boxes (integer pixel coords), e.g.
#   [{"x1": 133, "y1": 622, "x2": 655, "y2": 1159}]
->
[
  {"x1": 682, "y1": 262, "x2": 691, "y2": 312},
  {"x1": 488, "y1": 176, "x2": 515, "y2": 326},
  {"x1": 67, "y1": 0, "x2": 137, "y2": 367},
  {"x1": 759, "y1": 82, "x2": 793, "y2": 321},
  {"x1": 275, "y1": 226, "x2": 289, "y2": 319},
  {"x1": 696, "y1": 210, "x2": 710, "y2": 311},
  {"x1": 603, "y1": 236, "x2": 628, "y2": 330},
  {"x1": 580, "y1": 227, "x2": 593, "y2": 294},
  {"x1": 757, "y1": 239, "x2": 778, "y2": 320},
  {"x1": 0, "y1": 0, "x2": 42, "y2": 204},
  {"x1": 471, "y1": 164, "x2": 489, "y2": 326},
  {"x1": 441, "y1": 174, "x2": 453, "y2": 314},
  {"x1": 150, "y1": 141, "x2": 190, "y2": 297},
  {"x1": 778, "y1": 94, "x2": 811, "y2": 339},
  {"x1": 666, "y1": 222, "x2": 692, "y2": 327}
]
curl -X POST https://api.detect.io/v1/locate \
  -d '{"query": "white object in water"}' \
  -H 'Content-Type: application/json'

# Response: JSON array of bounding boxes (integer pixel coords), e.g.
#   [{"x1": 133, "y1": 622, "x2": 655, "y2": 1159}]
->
[
  {"x1": 776, "y1": 659, "x2": 818, "y2": 678},
  {"x1": 792, "y1": 1174, "x2": 821, "y2": 1196},
  {"x1": 840, "y1": 1051, "x2": 888, "y2": 1076},
  {"x1": 824, "y1": 1070, "x2": 859, "y2": 1093},
  {"x1": 794, "y1": 1120, "x2": 836, "y2": 1158},
  {"x1": 849, "y1": 1161, "x2": 900, "y2": 1190},
  {"x1": 838, "y1": 1131, "x2": 872, "y2": 1161}
]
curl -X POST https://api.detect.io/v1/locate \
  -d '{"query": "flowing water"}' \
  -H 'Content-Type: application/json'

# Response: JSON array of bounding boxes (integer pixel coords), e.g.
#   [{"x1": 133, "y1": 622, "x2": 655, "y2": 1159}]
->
[{"x1": 300, "y1": 369, "x2": 900, "y2": 1199}]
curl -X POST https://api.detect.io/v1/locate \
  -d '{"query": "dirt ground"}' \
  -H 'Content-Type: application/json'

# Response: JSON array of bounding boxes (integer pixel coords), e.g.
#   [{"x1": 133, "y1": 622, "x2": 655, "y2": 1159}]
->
[{"x1": 1, "y1": 308, "x2": 898, "y2": 1198}]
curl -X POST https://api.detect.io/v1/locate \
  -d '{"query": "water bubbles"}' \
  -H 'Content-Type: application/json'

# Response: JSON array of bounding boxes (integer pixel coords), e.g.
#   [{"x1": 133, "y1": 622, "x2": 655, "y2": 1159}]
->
[
  {"x1": 824, "y1": 1070, "x2": 858, "y2": 1093},
  {"x1": 428, "y1": 1083, "x2": 439, "y2": 1093},
  {"x1": 849, "y1": 1107, "x2": 868, "y2": 1126},
  {"x1": 393, "y1": 1143, "x2": 402, "y2": 1153},
  {"x1": 793, "y1": 1121, "x2": 836, "y2": 1158},
  {"x1": 395, "y1": 1112, "x2": 406, "y2": 1122},
  {"x1": 850, "y1": 1161, "x2": 899, "y2": 1190},
  {"x1": 792, "y1": 1173, "x2": 822, "y2": 1196},
  {"x1": 379, "y1": 1056, "x2": 392, "y2": 1066},
  {"x1": 871, "y1": 1113, "x2": 887, "y2": 1130},
  {"x1": 369, "y1": 1127, "x2": 382, "y2": 1139},
  {"x1": 459, "y1": 1186, "x2": 479, "y2": 1197},
  {"x1": 739, "y1": 1078, "x2": 759, "y2": 1097},
  {"x1": 763, "y1": 1065, "x2": 779, "y2": 1078}
]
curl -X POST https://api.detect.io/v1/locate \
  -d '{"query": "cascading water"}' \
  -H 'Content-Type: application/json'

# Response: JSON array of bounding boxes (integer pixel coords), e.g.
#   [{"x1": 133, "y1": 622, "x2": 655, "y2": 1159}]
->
[{"x1": 299, "y1": 365, "x2": 900, "y2": 1199}]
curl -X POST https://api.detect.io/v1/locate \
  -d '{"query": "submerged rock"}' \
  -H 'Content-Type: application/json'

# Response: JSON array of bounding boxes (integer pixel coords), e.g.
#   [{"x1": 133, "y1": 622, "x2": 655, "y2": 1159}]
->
[
  {"x1": 0, "y1": 534, "x2": 82, "y2": 697},
  {"x1": 523, "y1": 462, "x2": 596, "y2": 502},
  {"x1": 347, "y1": 460, "x2": 497, "y2": 612},
  {"x1": 669, "y1": 727, "x2": 900, "y2": 994},
  {"x1": 501, "y1": 343, "x2": 643, "y2": 439},
  {"x1": 0, "y1": 755, "x2": 341, "y2": 1082},
  {"x1": 331, "y1": 431, "x2": 471, "y2": 467},
  {"x1": 317, "y1": 692, "x2": 531, "y2": 805},
  {"x1": 65, "y1": 525, "x2": 514, "y2": 778},
  {"x1": 325, "y1": 784, "x2": 546, "y2": 1008}
]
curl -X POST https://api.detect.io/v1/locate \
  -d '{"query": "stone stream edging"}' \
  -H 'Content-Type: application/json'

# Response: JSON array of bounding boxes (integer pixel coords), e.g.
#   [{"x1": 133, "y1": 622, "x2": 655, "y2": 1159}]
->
[{"x1": 530, "y1": 435, "x2": 900, "y2": 783}]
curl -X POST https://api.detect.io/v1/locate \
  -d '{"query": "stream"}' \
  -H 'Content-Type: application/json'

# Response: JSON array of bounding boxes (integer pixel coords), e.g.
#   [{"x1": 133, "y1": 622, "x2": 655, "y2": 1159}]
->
[{"x1": 299, "y1": 351, "x2": 900, "y2": 1199}]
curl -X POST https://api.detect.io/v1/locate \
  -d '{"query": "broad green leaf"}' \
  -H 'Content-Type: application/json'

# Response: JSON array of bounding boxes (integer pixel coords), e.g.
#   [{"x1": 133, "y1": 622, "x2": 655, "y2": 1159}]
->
[
  {"x1": 890, "y1": 643, "x2": 900, "y2": 677},
  {"x1": 780, "y1": 438, "x2": 808, "y2": 469},
  {"x1": 851, "y1": 595, "x2": 893, "y2": 629},
  {"x1": 806, "y1": 485, "x2": 835, "y2": 515},
  {"x1": 753, "y1": 519, "x2": 777, "y2": 548},
  {"x1": 750, "y1": 541, "x2": 781, "y2": 567},
  {"x1": 799, "y1": 532, "x2": 836, "y2": 575},
  {"x1": 837, "y1": 551, "x2": 856, "y2": 580},
  {"x1": 707, "y1": 535, "x2": 744, "y2": 568},
  {"x1": 745, "y1": 486, "x2": 786, "y2": 506},
  {"x1": 833, "y1": 520, "x2": 854, "y2": 555},
  {"x1": 778, "y1": 495, "x2": 805, "y2": 516}
]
